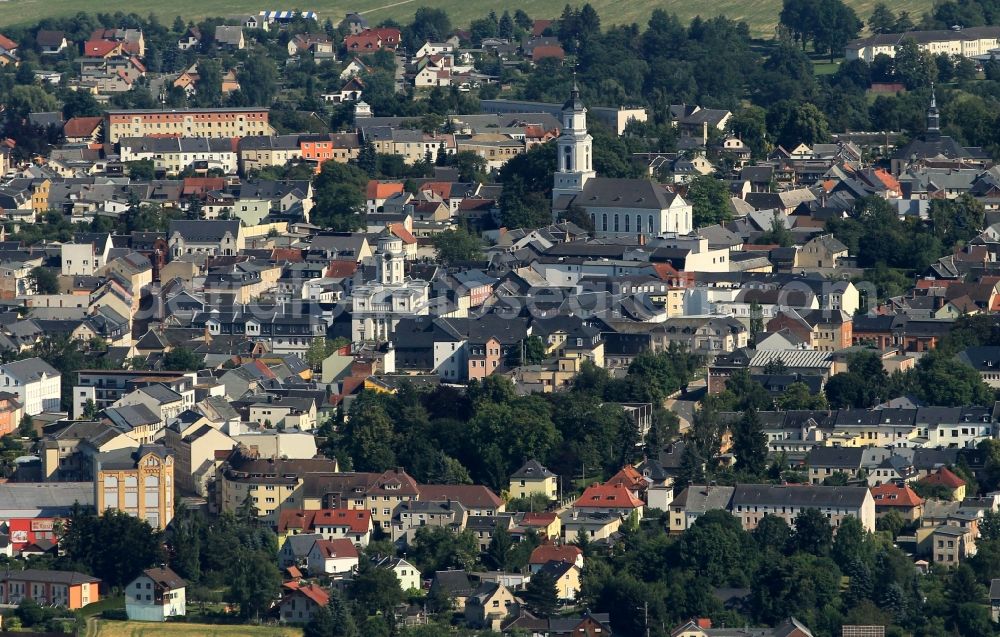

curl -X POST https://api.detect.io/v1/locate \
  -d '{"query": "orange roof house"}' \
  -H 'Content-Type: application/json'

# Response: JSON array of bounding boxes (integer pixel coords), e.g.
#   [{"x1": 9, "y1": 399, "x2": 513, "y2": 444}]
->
[
  {"x1": 918, "y1": 467, "x2": 967, "y2": 501},
  {"x1": 605, "y1": 465, "x2": 646, "y2": 497},
  {"x1": 366, "y1": 180, "x2": 405, "y2": 201},
  {"x1": 529, "y1": 543, "x2": 583, "y2": 568},
  {"x1": 573, "y1": 482, "x2": 644, "y2": 512},
  {"x1": 83, "y1": 40, "x2": 123, "y2": 58},
  {"x1": 0, "y1": 34, "x2": 17, "y2": 51},
  {"x1": 871, "y1": 483, "x2": 924, "y2": 520},
  {"x1": 63, "y1": 117, "x2": 103, "y2": 142},
  {"x1": 531, "y1": 44, "x2": 566, "y2": 62}
]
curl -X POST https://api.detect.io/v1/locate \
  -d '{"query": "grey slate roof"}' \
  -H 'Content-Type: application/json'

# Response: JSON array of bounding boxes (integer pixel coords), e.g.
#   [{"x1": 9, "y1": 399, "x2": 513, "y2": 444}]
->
[
  {"x1": 573, "y1": 177, "x2": 681, "y2": 211},
  {"x1": 0, "y1": 357, "x2": 60, "y2": 382},
  {"x1": 168, "y1": 220, "x2": 240, "y2": 242},
  {"x1": 732, "y1": 484, "x2": 870, "y2": 508}
]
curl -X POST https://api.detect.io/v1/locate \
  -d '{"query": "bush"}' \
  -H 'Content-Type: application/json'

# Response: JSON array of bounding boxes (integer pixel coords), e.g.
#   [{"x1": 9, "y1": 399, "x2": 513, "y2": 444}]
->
[{"x1": 100, "y1": 609, "x2": 128, "y2": 621}]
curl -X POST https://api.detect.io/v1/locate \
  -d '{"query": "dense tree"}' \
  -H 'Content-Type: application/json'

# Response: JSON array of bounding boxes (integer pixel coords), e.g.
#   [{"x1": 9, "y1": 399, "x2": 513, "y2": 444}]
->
[
  {"x1": 162, "y1": 347, "x2": 202, "y2": 371},
  {"x1": 60, "y1": 507, "x2": 163, "y2": 588},
  {"x1": 432, "y1": 228, "x2": 483, "y2": 264},
  {"x1": 732, "y1": 408, "x2": 768, "y2": 477},
  {"x1": 234, "y1": 54, "x2": 278, "y2": 106},
  {"x1": 522, "y1": 570, "x2": 559, "y2": 617},
  {"x1": 868, "y1": 3, "x2": 897, "y2": 33},
  {"x1": 686, "y1": 176, "x2": 732, "y2": 227},
  {"x1": 343, "y1": 392, "x2": 397, "y2": 471},
  {"x1": 28, "y1": 267, "x2": 58, "y2": 295},
  {"x1": 228, "y1": 548, "x2": 281, "y2": 620},
  {"x1": 766, "y1": 100, "x2": 831, "y2": 148},
  {"x1": 792, "y1": 508, "x2": 833, "y2": 556},
  {"x1": 312, "y1": 161, "x2": 369, "y2": 231}
]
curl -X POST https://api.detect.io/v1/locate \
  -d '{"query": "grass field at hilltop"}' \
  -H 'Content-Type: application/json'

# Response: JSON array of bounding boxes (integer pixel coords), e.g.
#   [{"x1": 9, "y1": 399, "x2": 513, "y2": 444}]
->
[
  {"x1": 93, "y1": 619, "x2": 302, "y2": 637},
  {"x1": 0, "y1": 0, "x2": 936, "y2": 38}
]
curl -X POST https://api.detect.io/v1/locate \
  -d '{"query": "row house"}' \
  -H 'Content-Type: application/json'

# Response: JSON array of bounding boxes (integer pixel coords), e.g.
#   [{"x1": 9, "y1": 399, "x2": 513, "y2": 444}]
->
[{"x1": 119, "y1": 137, "x2": 238, "y2": 176}]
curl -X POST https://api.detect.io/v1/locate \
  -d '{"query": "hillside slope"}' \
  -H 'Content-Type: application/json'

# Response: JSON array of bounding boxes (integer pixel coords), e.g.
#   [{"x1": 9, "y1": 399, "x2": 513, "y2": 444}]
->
[{"x1": 2, "y1": 0, "x2": 935, "y2": 38}]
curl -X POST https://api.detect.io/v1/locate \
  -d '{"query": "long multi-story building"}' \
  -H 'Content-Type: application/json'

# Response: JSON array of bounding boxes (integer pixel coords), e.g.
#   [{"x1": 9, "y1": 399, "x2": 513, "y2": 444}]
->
[
  {"x1": 105, "y1": 107, "x2": 272, "y2": 143},
  {"x1": 846, "y1": 26, "x2": 1000, "y2": 63}
]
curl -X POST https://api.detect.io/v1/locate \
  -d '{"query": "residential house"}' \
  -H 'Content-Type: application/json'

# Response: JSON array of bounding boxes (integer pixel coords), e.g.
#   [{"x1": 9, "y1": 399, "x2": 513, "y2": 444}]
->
[
  {"x1": 0, "y1": 357, "x2": 61, "y2": 415},
  {"x1": 465, "y1": 582, "x2": 516, "y2": 631},
  {"x1": 0, "y1": 569, "x2": 100, "y2": 609},
  {"x1": 276, "y1": 508, "x2": 373, "y2": 546},
  {"x1": 669, "y1": 485, "x2": 735, "y2": 533},
  {"x1": 214, "y1": 26, "x2": 246, "y2": 50},
  {"x1": 306, "y1": 538, "x2": 359, "y2": 576},
  {"x1": 125, "y1": 567, "x2": 186, "y2": 621},
  {"x1": 796, "y1": 234, "x2": 848, "y2": 269},
  {"x1": 279, "y1": 583, "x2": 329, "y2": 624},
  {"x1": 528, "y1": 544, "x2": 583, "y2": 573},
  {"x1": 37, "y1": 31, "x2": 69, "y2": 55},
  {"x1": 373, "y1": 555, "x2": 421, "y2": 591},
  {"x1": 536, "y1": 560, "x2": 581, "y2": 601},
  {"x1": 918, "y1": 467, "x2": 967, "y2": 501},
  {"x1": 572, "y1": 483, "x2": 644, "y2": 518},
  {"x1": 931, "y1": 524, "x2": 977, "y2": 567},
  {"x1": 806, "y1": 447, "x2": 865, "y2": 484},
  {"x1": 509, "y1": 459, "x2": 558, "y2": 501},
  {"x1": 871, "y1": 482, "x2": 924, "y2": 521}
]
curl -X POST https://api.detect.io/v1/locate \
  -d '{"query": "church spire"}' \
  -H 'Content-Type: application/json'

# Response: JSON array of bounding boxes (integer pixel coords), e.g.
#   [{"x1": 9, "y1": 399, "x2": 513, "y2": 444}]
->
[{"x1": 927, "y1": 85, "x2": 941, "y2": 139}]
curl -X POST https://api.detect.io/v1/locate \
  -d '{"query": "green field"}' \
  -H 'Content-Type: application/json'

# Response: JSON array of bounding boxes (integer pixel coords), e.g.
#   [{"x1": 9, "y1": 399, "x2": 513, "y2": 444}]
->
[
  {"x1": 93, "y1": 619, "x2": 302, "y2": 637},
  {"x1": 0, "y1": 0, "x2": 936, "y2": 38}
]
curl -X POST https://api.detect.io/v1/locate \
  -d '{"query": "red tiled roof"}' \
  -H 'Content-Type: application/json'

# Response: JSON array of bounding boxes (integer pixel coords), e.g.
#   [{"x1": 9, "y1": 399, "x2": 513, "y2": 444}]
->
[
  {"x1": 286, "y1": 565, "x2": 302, "y2": 579},
  {"x1": 605, "y1": 465, "x2": 644, "y2": 491},
  {"x1": 277, "y1": 509, "x2": 316, "y2": 533},
  {"x1": 0, "y1": 34, "x2": 17, "y2": 51},
  {"x1": 83, "y1": 40, "x2": 120, "y2": 57},
  {"x1": 182, "y1": 177, "x2": 225, "y2": 195},
  {"x1": 369, "y1": 469, "x2": 420, "y2": 496},
  {"x1": 573, "y1": 482, "x2": 643, "y2": 509},
  {"x1": 63, "y1": 117, "x2": 103, "y2": 139},
  {"x1": 871, "y1": 483, "x2": 924, "y2": 507},
  {"x1": 919, "y1": 467, "x2": 966, "y2": 489},
  {"x1": 271, "y1": 248, "x2": 304, "y2": 263},
  {"x1": 313, "y1": 508, "x2": 373, "y2": 534},
  {"x1": 366, "y1": 180, "x2": 405, "y2": 200},
  {"x1": 872, "y1": 168, "x2": 900, "y2": 192},
  {"x1": 294, "y1": 583, "x2": 329, "y2": 607},
  {"x1": 531, "y1": 20, "x2": 553, "y2": 37},
  {"x1": 388, "y1": 223, "x2": 416, "y2": 245},
  {"x1": 420, "y1": 182, "x2": 452, "y2": 199},
  {"x1": 313, "y1": 538, "x2": 360, "y2": 559},
  {"x1": 521, "y1": 512, "x2": 557, "y2": 526},
  {"x1": 529, "y1": 544, "x2": 582, "y2": 565},
  {"x1": 418, "y1": 484, "x2": 502, "y2": 508},
  {"x1": 532, "y1": 45, "x2": 565, "y2": 60},
  {"x1": 326, "y1": 259, "x2": 358, "y2": 278}
]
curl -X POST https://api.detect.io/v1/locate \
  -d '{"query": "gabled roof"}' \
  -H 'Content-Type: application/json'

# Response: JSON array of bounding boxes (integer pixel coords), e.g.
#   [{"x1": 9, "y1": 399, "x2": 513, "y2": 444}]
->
[
  {"x1": 418, "y1": 484, "x2": 502, "y2": 508},
  {"x1": 573, "y1": 482, "x2": 643, "y2": 509},
  {"x1": 871, "y1": 483, "x2": 924, "y2": 508},
  {"x1": 311, "y1": 538, "x2": 359, "y2": 560},
  {"x1": 511, "y1": 459, "x2": 556, "y2": 480},
  {"x1": 529, "y1": 543, "x2": 581, "y2": 565},
  {"x1": 919, "y1": 466, "x2": 966, "y2": 489},
  {"x1": 139, "y1": 566, "x2": 186, "y2": 590}
]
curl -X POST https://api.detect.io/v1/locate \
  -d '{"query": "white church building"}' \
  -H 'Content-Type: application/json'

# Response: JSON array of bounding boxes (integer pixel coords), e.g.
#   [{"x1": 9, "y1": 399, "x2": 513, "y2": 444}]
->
[
  {"x1": 552, "y1": 85, "x2": 693, "y2": 238},
  {"x1": 351, "y1": 233, "x2": 430, "y2": 342}
]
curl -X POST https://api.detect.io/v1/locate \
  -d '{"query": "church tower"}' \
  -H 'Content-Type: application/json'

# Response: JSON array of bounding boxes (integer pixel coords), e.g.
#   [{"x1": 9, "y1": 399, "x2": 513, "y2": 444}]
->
[
  {"x1": 376, "y1": 234, "x2": 404, "y2": 285},
  {"x1": 552, "y1": 82, "x2": 597, "y2": 204},
  {"x1": 926, "y1": 88, "x2": 941, "y2": 140}
]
